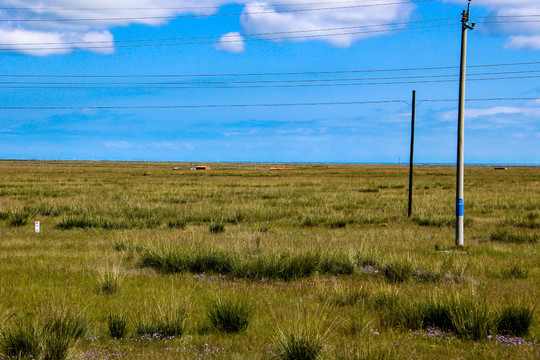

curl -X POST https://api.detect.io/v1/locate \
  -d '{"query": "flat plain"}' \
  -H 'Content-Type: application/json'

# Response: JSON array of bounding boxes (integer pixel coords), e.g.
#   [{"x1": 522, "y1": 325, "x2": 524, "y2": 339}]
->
[{"x1": 0, "y1": 161, "x2": 538, "y2": 359}]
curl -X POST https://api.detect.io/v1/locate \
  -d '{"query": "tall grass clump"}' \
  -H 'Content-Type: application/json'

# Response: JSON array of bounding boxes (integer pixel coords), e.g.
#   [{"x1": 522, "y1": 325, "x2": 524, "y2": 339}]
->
[
  {"x1": 0, "y1": 321, "x2": 42, "y2": 358},
  {"x1": 447, "y1": 298, "x2": 491, "y2": 341},
  {"x1": 318, "y1": 253, "x2": 355, "y2": 276},
  {"x1": 0, "y1": 310, "x2": 88, "y2": 360},
  {"x1": 322, "y1": 284, "x2": 368, "y2": 307},
  {"x1": 277, "y1": 253, "x2": 321, "y2": 280},
  {"x1": 141, "y1": 246, "x2": 355, "y2": 280},
  {"x1": 326, "y1": 217, "x2": 347, "y2": 229},
  {"x1": 500, "y1": 262, "x2": 529, "y2": 279},
  {"x1": 381, "y1": 260, "x2": 413, "y2": 283},
  {"x1": 167, "y1": 219, "x2": 187, "y2": 229},
  {"x1": 336, "y1": 345, "x2": 402, "y2": 360},
  {"x1": 207, "y1": 297, "x2": 251, "y2": 333},
  {"x1": 108, "y1": 313, "x2": 128, "y2": 339},
  {"x1": 56, "y1": 216, "x2": 100, "y2": 230},
  {"x1": 495, "y1": 306, "x2": 534, "y2": 337},
  {"x1": 381, "y1": 295, "x2": 492, "y2": 341},
  {"x1": 273, "y1": 306, "x2": 336, "y2": 360},
  {"x1": 140, "y1": 245, "x2": 233, "y2": 274},
  {"x1": 490, "y1": 229, "x2": 538, "y2": 244},
  {"x1": 209, "y1": 222, "x2": 225, "y2": 234},
  {"x1": 300, "y1": 216, "x2": 320, "y2": 228},
  {"x1": 97, "y1": 267, "x2": 124, "y2": 295},
  {"x1": 510, "y1": 212, "x2": 540, "y2": 229},
  {"x1": 274, "y1": 329, "x2": 325, "y2": 360},
  {"x1": 7, "y1": 207, "x2": 36, "y2": 227},
  {"x1": 135, "y1": 305, "x2": 186, "y2": 337},
  {"x1": 41, "y1": 309, "x2": 89, "y2": 360}
]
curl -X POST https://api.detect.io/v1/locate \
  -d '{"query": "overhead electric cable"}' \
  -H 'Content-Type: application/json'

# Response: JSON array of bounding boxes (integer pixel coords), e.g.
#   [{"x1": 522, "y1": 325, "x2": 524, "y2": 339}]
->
[
  {"x1": 0, "y1": 24, "x2": 458, "y2": 51},
  {"x1": 476, "y1": 14, "x2": 540, "y2": 19},
  {"x1": 1, "y1": 61, "x2": 539, "y2": 78},
  {"x1": 0, "y1": 0, "x2": 436, "y2": 22},
  {"x1": 2, "y1": 69, "x2": 540, "y2": 86},
  {"x1": 0, "y1": 97, "x2": 536, "y2": 111},
  {"x1": 0, "y1": 0, "x2": 429, "y2": 11},
  {"x1": 0, "y1": 18, "x2": 459, "y2": 46},
  {"x1": 0, "y1": 100, "x2": 409, "y2": 110},
  {"x1": 2, "y1": 75, "x2": 540, "y2": 89},
  {"x1": 424, "y1": 97, "x2": 539, "y2": 102}
]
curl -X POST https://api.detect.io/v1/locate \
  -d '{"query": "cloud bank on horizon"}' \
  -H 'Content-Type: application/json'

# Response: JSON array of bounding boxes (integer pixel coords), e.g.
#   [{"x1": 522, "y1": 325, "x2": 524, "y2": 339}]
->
[{"x1": 0, "y1": 0, "x2": 539, "y2": 56}]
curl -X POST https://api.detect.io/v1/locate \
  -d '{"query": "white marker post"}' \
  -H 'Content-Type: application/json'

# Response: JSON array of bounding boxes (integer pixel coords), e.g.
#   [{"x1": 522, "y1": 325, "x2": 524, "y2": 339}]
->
[{"x1": 35, "y1": 220, "x2": 40, "y2": 233}]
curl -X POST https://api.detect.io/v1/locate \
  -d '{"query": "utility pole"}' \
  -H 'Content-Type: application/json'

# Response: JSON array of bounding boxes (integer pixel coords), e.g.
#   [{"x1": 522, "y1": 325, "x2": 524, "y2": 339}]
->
[
  {"x1": 456, "y1": 0, "x2": 475, "y2": 247},
  {"x1": 408, "y1": 90, "x2": 416, "y2": 218}
]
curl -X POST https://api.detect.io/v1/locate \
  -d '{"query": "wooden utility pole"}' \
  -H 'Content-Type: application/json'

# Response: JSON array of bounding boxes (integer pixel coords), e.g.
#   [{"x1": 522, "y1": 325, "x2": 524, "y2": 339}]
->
[
  {"x1": 456, "y1": 0, "x2": 475, "y2": 246},
  {"x1": 408, "y1": 90, "x2": 416, "y2": 218}
]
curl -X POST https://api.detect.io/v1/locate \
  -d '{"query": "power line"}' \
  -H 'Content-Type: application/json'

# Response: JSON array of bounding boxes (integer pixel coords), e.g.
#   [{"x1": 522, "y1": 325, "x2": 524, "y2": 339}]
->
[
  {"x1": 477, "y1": 20, "x2": 540, "y2": 24},
  {"x1": 0, "y1": 97, "x2": 536, "y2": 111},
  {"x1": 2, "y1": 69, "x2": 539, "y2": 86},
  {"x1": 5, "y1": 18, "x2": 540, "y2": 50},
  {"x1": 0, "y1": 0, "x2": 435, "y2": 22},
  {"x1": 0, "y1": 100, "x2": 409, "y2": 110},
  {"x1": 1, "y1": 75, "x2": 539, "y2": 89},
  {"x1": 0, "y1": 24, "x2": 458, "y2": 52},
  {"x1": 425, "y1": 97, "x2": 539, "y2": 102},
  {"x1": 1, "y1": 61, "x2": 539, "y2": 78},
  {"x1": 0, "y1": 0, "x2": 421, "y2": 12},
  {"x1": 476, "y1": 15, "x2": 540, "y2": 19},
  {"x1": 0, "y1": 18, "x2": 459, "y2": 46}
]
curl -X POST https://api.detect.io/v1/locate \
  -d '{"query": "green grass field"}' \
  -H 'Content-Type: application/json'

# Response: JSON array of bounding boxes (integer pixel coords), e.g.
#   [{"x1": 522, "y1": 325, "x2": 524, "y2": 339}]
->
[{"x1": 0, "y1": 161, "x2": 538, "y2": 359}]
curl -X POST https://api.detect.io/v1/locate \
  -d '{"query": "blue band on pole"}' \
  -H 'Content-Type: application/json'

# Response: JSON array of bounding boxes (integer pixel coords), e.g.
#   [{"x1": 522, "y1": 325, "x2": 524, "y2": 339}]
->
[{"x1": 457, "y1": 199, "x2": 464, "y2": 217}]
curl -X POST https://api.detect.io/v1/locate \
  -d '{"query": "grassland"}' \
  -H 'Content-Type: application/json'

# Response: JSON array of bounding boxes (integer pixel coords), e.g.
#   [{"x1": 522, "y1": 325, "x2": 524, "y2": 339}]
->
[{"x1": 0, "y1": 160, "x2": 538, "y2": 359}]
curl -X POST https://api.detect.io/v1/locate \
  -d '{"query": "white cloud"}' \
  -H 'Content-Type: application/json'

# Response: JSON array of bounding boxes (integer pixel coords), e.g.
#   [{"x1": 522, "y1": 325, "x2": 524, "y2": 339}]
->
[
  {"x1": 440, "y1": 105, "x2": 540, "y2": 122},
  {"x1": 104, "y1": 140, "x2": 132, "y2": 149},
  {"x1": 0, "y1": 0, "x2": 424, "y2": 55},
  {"x1": 505, "y1": 36, "x2": 540, "y2": 50},
  {"x1": 240, "y1": 0, "x2": 414, "y2": 47},
  {"x1": 214, "y1": 32, "x2": 245, "y2": 53},
  {"x1": 0, "y1": 0, "x2": 236, "y2": 55},
  {"x1": 0, "y1": 29, "x2": 116, "y2": 56},
  {"x1": 0, "y1": 28, "x2": 69, "y2": 56}
]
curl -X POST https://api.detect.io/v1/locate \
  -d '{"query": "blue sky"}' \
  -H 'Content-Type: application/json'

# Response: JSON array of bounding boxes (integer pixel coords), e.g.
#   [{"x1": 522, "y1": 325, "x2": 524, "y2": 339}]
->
[{"x1": 0, "y1": 0, "x2": 539, "y2": 164}]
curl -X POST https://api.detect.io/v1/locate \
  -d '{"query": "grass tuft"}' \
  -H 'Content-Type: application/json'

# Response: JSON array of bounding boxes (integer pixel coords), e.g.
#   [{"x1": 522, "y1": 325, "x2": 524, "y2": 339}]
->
[
  {"x1": 0, "y1": 321, "x2": 42, "y2": 358},
  {"x1": 108, "y1": 313, "x2": 128, "y2": 339},
  {"x1": 336, "y1": 345, "x2": 403, "y2": 360},
  {"x1": 167, "y1": 219, "x2": 187, "y2": 229},
  {"x1": 98, "y1": 267, "x2": 124, "y2": 295},
  {"x1": 206, "y1": 297, "x2": 251, "y2": 333},
  {"x1": 490, "y1": 229, "x2": 538, "y2": 244},
  {"x1": 141, "y1": 246, "x2": 355, "y2": 280},
  {"x1": 495, "y1": 306, "x2": 534, "y2": 337},
  {"x1": 0, "y1": 309, "x2": 88, "y2": 360},
  {"x1": 135, "y1": 305, "x2": 186, "y2": 337},
  {"x1": 274, "y1": 329, "x2": 324, "y2": 360},
  {"x1": 380, "y1": 295, "x2": 493, "y2": 341},
  {"x1": 381, "y1": 260, "x2": 413, "y2": 283},
  {"x1": 500, "y1": 262, "x2": 529, "y2": 279},
  {"x1": 7, "y1": 207, "x2": 36, "y2": 227},
  {"x1": 209, "y1": 222, "x2": 225, "y2": 234}
]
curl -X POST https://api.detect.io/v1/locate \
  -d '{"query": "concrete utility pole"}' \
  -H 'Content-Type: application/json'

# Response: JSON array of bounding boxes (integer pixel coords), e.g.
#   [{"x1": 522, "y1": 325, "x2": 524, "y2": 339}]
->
[
  {"x1": 456, "y1": 0, "x2": 475, "y2": 247},
  {"x1": 408, "y1": 90, "x2": 416, "y2": 218}
]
